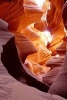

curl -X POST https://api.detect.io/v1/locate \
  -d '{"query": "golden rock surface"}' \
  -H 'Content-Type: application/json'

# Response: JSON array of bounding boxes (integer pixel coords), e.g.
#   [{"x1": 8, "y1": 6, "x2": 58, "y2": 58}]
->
[{"x1": 0, "y1": 0, "x2": 66, "y2": 75}]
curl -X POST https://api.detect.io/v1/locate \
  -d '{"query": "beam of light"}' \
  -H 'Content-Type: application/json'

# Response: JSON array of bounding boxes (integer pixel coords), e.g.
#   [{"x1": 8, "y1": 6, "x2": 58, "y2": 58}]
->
[
  {"x1": 38, "y1": 31, "x2": 53, "y2": 46},
  {"x1": 35, "y1": 0, "x2": 46, "y2": 8},
  {"x1": 64, "y1": 28, "x2": 67, "y2": 36},
  {"x1": 43, "y1": 31, "x2": 53, "y2": 43}
]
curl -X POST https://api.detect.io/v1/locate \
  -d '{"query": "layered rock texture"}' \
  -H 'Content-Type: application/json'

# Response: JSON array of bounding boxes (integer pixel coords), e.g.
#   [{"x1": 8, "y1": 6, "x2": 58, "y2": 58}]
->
[{"x1": 0, "y1": 0, "x2": 66, "y2": 80}]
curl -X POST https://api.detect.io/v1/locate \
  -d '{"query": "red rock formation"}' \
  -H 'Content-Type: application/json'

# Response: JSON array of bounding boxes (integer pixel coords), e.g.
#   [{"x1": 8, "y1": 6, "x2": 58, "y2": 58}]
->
[
  {"x1": 0, "y1": 0, "x2": 66, "y2": 75},
  {"x1": 46, "y1": 0, "x2": 65, "y2": 54}
]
